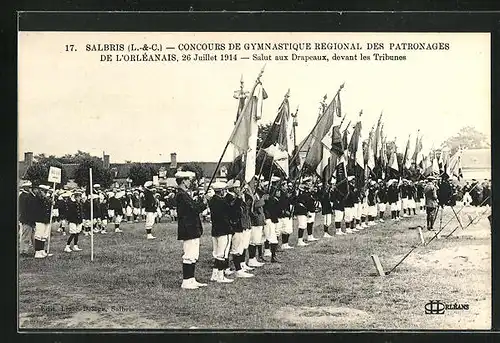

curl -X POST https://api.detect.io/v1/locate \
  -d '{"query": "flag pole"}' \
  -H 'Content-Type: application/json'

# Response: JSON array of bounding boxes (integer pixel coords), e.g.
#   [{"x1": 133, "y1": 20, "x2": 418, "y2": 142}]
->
[
  {"x1": 90, "y1": 168, "x2": 94, "y2": 262},
  {"x1": 206, "y1": 65, "x2": 266, "y2": 191}
]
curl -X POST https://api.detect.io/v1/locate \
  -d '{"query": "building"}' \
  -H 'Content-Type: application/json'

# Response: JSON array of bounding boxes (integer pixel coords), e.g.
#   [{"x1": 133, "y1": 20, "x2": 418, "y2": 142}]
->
[
  {"x1": 18, "y1": 151, "x2": 231, "y2": 188},
  {"x1": 460, "y1": 148, "x2": 491, "y2": 181}
]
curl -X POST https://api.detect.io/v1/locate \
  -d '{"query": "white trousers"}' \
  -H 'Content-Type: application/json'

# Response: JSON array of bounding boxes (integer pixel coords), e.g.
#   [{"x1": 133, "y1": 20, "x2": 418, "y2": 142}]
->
[
  {"x1": 230, "y1": 231, "x2": 245, "y2": 255},
  {"x1": 277, "y1": 217, "x2": 293, "y2": 234},
  {"x1": 390, "y1": 202, "x2": 398, "y2": 211},
  {"x1": 463, "y1": 192, "x2": 472, "y2": 206},
  {"x1": 297, "y1": 215, "x2": 307, "y2": 228},
  {"x1": 323, "y1": 213, "x2": 332, "y2": 226},
  {"x1": 354, "y1": 203, "x2": 362, "y2": 220},
  {"x1": 368, "y1": 205, "x2": 377, "y2": 217},
  {"x1": 361, "y1": 202, "x2": 368, "y2": 216},
  {"x1": 114, "y1": 215, "x2": 123, "y2": 224},
  {"x1": 250, "y1": 225, "x2": 264, "y2": 245},
  {"x1": 34, "y1": 222, "x2": 51, "y2": 241},
  {"x1": 307, "y1": 212, "x2": 316, "y2": 223},
  {"x1": 402, "y1": 197, "x2": 409, "y2": 209},
  {"x1": 263, "y1": 219, "x2": 278, "y2": 244},
  {"x1": 212, "y1": 234, "x2": 231, "y2": 260},
  {"x1": 68, "y1": 223, "x2": 83, "y2": 234},
  {"x1": 133, "y1": 207, "x2": 141, "y2": 215},
  {"x1": 108, "y1": 209, "x2": 115, "y2": 218},
  {"x1": 242, "y1": 229, "x2": 251, "y2": 249},
  {"x1": 182, "y1": 238, "x2": 200, "y2": 264},
  {"x1": 126, "y1": 206, "x2": 133, "y2": 217},
  {"x1": 408, "y1": 199, "x2": 416, "y2": 209},
  {"x1": 378, "y1": 203, "x2": 386, "y2": 212},
  {"x1": 334, "y1": 210, "x2": 344, "y2": 223},
  {"x1": 145, "y1": 212, "x2": 155, "y2": 229},
  {"x1": 344, "y1": 207, "x2": 354, "y2": 222}
]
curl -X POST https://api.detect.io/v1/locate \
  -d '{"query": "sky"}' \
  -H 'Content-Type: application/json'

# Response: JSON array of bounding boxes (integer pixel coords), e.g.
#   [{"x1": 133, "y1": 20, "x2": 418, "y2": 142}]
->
[{"x1": 18, "y1": 32, "x2": 491, "y2": 163}]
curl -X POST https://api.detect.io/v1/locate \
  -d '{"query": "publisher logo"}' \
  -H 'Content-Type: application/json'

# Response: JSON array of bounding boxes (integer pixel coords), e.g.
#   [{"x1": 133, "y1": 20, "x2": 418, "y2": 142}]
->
[{"x1": 425, "y1": 300, "x2": 469, "y2": 314}]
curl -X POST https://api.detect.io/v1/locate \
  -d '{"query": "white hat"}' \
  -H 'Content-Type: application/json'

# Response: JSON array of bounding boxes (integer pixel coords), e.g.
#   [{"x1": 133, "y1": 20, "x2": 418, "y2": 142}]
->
[
  {"x1": 93, "y1": 184, "x2": 101, "y2": 188},
  {"x1": 61, "y1": 192, "x2": 72, "y2": 197},
  {"x1": 212, "y1": 181, "x2": 227, "y2": 190},
  {"x1": 226, "y1": 179, "x2": 241, "y2": 189},
  {"x1": 347, "y1": 176, "x2": 355, "y2": 181},
  {"x1": 302, "y1": 176, "x2": 312, "y2": 183},
  {"x1": 261, "y1": 181, "x2": 270, "y2": 187},
  {"x1": 144, "y1": 181, "x2": 153, "y2": 188},
  {"x1": 175, "y1": 171, "x2": 196, "y2": 179},
  {"x1": 271, "y1": 176, "x2": 281, "y2": 183},
  {"x1": 39, "y1": 185, "x2": 51, "y2": 190},
  {"x1": 107, "y1": 191, "x2": 115, "y2": 197},
  {"x1": 90, "y1": 194, "x2": 99, "y2": 199},
  {"x1": 115, "y1": 191, "x2": 125, "y2": 199},
  {"x1": 21, "y1": 181, "x2": 32, "y2": 188}
]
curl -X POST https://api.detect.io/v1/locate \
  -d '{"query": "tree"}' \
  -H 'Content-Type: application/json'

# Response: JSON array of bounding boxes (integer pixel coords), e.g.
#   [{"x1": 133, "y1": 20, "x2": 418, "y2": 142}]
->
[
  {"x1": 181, "y1": 163, "x2": 204, "y2": 180},
  {"x1": 75, "y1": 159, "x2": 114, "y2": 191},
  {"x1": 128, "y1": 163, "x2": 159, "y2": 186},
  {"x1": 25, "y1": 163, "x2": 49, "y2": 186},
  {"x1": 257, "y1": 123, "x2": 273, "y2": 148},
  {"x1": 442, "y1": 126, "x2": 490, "y2": 154},
  {"x1": 25, "y1": 160, "x2": 68, "y2": 188}
]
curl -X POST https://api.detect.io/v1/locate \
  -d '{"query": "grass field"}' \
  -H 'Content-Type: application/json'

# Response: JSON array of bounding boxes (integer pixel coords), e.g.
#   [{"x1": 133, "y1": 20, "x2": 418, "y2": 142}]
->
[{"x1": 18, "y1": 206, "x2": 491, "y2": 330}]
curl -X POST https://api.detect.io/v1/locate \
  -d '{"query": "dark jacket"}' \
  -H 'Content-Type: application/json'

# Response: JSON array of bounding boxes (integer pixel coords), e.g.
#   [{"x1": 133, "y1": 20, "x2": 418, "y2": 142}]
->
[
  {"x1": 367, "y1": 187, "x2": 377, "y2": 206},
  {"x1": 57, "y1": 198, "x2": 69, "y2": 220},
  {"x1": 132, "y1": 195, "x2": 141, "y2": 208},
  {"x1": 387, "y1": 184, "x2": 399, "y2": 203},
  {"x1": 250, "y1": 194, "x2": 266, "y2": 226},
  {"x1": 424, "y1": 183, "x2": 438, "y2": 208},
  {"x1": 144, "y1": 189, "x2": 157, "y2": 212},
  {"x1": 278, "y1": 192, "x2": 292, "y2": 218},
  {"x1": 176, "y1": 188, "x2": 205, "y2": 240},
  {"x1": 33, "y1": 194, "x2": 52, "y2": 224},
  {"x1": 241, "y1": 193, "x2": 253, "y2": 230},
  {"x1": 320, "y1": 190, "x2": 333, "y2": 215},
  {"x1": 209, "y1": 194, "x2": 232, "y2": 237},
  {"x1": 407, "y1": 185, "x2": 416, "y2": 200},
  {"x1": 416, "y1": 183, "x2": 424, "y2": 199},
  {"x1": 293, "y1": 191, "x2": 308, "y2": 216},
  {"x1": 263, "y1": 195, "x2": 280, "y2": 223},
  {"x1": 66, "y1": 200, "x2": 84, "y2": 224},
  {"x1": 108, "y1": 197, "x2": 123, "y2": 214},
  {"x1": 344, "y1": 190, "x2": 357, "y2": 208},
  {"x1": 331, "y1": 187, "x2": 345, "y2": 211},
  {"x1": 378, "y1": 186, "x2": 388, "y2": 203},
  {"x1": 19, "y1": 191, "x2": 36, "y2": 225}
]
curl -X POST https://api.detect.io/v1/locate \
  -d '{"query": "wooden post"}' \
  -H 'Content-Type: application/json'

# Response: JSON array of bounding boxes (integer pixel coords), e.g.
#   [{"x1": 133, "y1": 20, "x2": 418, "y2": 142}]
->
[
  {"x1": 90, "y1": 168, "x2": 94, "y2": 261},
  {"x1": 418, "y1": 227, "x2": 425, "y2": 245},
  {"x1": 371, "y1": 254, "x2": 385, "y2": 276},
  {"x1": 46, "y1": 181, "x2": 56, "y2": 255}
]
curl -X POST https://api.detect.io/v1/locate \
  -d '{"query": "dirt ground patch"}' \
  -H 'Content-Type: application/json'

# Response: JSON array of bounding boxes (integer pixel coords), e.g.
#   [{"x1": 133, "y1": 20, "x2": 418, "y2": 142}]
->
[
  {"x1": 22, "y1": 310, "x2": 165, "y2": 329},
  {"x1": 274, "y1": 306, "x2": 371, "y2": 328},
  {"x1": 403, "y1": 244, "x2": 490, "y2": 272}
]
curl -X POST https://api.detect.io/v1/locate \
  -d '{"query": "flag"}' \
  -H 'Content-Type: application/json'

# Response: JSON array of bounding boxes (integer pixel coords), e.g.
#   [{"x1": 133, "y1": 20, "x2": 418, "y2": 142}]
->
[
  {"x1": 373, "y1": 112, "x2": 383, "y2": 160},
  {"x1": 260, "y1": 95, "x2": 292, "y2": 178},
  {"x1": 303, "y1": 94, "x2": 338, "y2": 171},
  {"x1": 367, "y1": 126, "x2": 376, "y2": 171},
  {"x1": 348, "y1": 117, "x2": 364, "y2": 169},
  {"x1": 432, "y1": 152, "x2": 440, "y2": 174},
  {"x1": 228, "y1": 82, "x2": 266, "y2": 183},
  {"x1": 402, "y1": 134, "x2": 411, "y2": 171},
  {"x1": 446, "y1": 148, "x2": 463, "y2": 179},
  {"x1": 319, "y1": 123, "x2": 343, "y2": 182},
  {"x1": 335, "y1": 154, "x2": 348, "y2": 195},
  {"x1": 414, "y1": 132, "x2": 424, "y2": 166}
]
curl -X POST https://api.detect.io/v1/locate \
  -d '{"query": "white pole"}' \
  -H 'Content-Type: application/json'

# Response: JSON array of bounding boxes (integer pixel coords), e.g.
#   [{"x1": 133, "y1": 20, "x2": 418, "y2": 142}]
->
[
  {"x1": 90, "y1": 168, "x2": 94, "y2": 261},
  {"x1": 46, "y1": 182, "x2": 56, "y2": 254}
]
